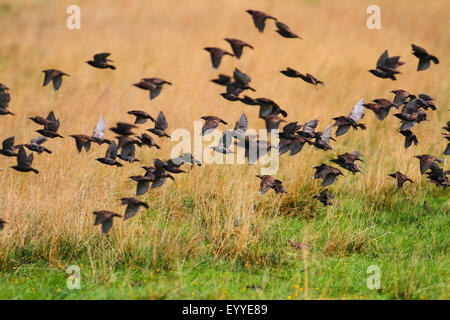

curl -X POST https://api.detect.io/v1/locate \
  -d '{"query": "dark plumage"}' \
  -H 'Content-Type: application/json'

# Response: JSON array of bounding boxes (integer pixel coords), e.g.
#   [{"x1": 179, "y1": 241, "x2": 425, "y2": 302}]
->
[
  {"x1": 415, "y1": 155, "x2": 443, "y2": 175},
  {"x1": 280, "y1": 68, "x2": 323, "y2": 85},
  {"x1": 147, "y1": 111, "x2": 170, "y2": 138},
  {"x1": 86, "y1": 52, "x2": 116, "y2": 70},
  {"x1": 332, "y1": 98, "x2": 366, "y2": 136},
  {"x1": 246, "y1": 10, "x2": 277, "y2": 33},
  {"x1": 211, "y1": 74, "x2": 232, "y2": 86},
  {"x1": 424, "y1": 166, "x2": 449, "y2": 188},
  {"x1": 394, "y1": 99, "x2": 428, "y2": 131},
  {"x1": 109, "y1": 122, "x2": 137, "y2": 136},
  {"x1": 399, "y1": 129, "x2": 418, "y2": 149},
  {"x1": 254, "y1": 97, "x2": 288, "y2": 118},
  {"x1": 204, "y1": 47, "x2": 233, "y2": 70},
  {"x1": 32, "y1": 111, "x2": 63, "y2": 139},
  {"x1": 388, "y1": 171, "x2": 413, "y2": 189},
  {"x1": 313, "y1": 189, "x2": 335, "y2": 206},
  {"x1": 96, "y1": 142, "x2": 123, "y2": 167},
  {"x1": 127, "y1": 110, "x2": 155, "y2": 125},
  {"x1": 369, "y1": 50, "x2": 404, "y2": 80},
  {"x1": 200, "y1": 116, "x2": 228, "y2": 136},
  {"x1": 313, "y1": 164, "x2": 344, "y2": 186},
  {"x1": 0, "y1": 136, "x2": 18, "y2": 157},
  {"x1": 312, "y1": 126, "x2": 334, "y2": 151},
  {"x1": 224, "y1": 38, "x2": 253, "y2": 59},
  {"x1": 17, "y1": 137, "x2": 52, "y2": 154},
  {"x1": 363, "y1": 98, "x2": 395, "y2": 120},
  {"x1": 411, "y1": 44, "x2": 439, "y2": 71},
  {"x1": 42, "y1": 69, "x2": 69, "y2": 91},
  {"x1": 93, "y1": 211, "x2": 121, "y2": 234},
  {"x1": 255, "y1": 175, "x2": 288, "y2": 196},
  {"x1": 70, "y1": 135, "x2": 93, "y2": 153},
  {"x1": 262, "y1": 115, "x2": 286, "y2": 131},
  {"x1": 11, "y1": 146, "x2": 39, "y2": 174},
  {"x1": 134, "y1": 78, "x2": 172, "y2": 100},
  {"x1": 275, "y1": 21, "x2": 302, "y2": 39},
  {"x1": 135, "y1": 133, "x2": 160, "y2": 149},
  {"x1": 120, "y1": 198, "x2": 149, "y2": 220},
  {"x1": 330, "y1": 151, "x2": 363, "y2": 174},
  {"x1": 391, "y1": 89, "x2": 414, "y2": 108}
]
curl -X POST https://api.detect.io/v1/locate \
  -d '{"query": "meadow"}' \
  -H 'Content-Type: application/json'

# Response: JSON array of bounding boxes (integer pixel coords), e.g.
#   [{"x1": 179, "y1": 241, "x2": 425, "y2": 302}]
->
[{"x1": 0, "y1": 0, "x2": 448, "y2": 300}]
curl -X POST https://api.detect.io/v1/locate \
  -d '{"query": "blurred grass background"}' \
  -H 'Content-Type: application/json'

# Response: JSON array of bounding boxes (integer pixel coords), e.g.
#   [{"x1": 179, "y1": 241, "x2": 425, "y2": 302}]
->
[{"x1": 0, "y1": 0, "x2": 448, "y2": 299}]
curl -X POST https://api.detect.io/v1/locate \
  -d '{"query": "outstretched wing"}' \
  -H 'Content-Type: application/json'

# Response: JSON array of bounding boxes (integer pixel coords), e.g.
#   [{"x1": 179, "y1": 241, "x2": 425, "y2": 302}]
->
[
  {"x1": 349, "y1": 98, "x2": 364, "y2": 122},
  {"x1": 93, "y1": 116, "x2": 106, "y2": 140}
]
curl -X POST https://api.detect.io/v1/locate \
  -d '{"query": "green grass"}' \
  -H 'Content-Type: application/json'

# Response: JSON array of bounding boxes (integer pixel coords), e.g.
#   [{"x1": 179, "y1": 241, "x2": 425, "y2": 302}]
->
[{"x1": 1, "y1": 190, "x2": 448, "y2": 300}]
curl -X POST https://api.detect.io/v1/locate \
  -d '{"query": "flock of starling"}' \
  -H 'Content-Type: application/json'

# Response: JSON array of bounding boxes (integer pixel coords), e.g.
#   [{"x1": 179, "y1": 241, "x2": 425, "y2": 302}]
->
[{"x1": 0, "y1": 9, "x2": 447, "y2": 235}]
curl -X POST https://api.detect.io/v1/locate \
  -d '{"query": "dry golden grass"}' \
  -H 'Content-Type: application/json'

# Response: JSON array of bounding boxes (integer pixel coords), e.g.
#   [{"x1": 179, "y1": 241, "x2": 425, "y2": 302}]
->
[{"x1": 0, "y1": 0, "x2": 448, "y2": 299}]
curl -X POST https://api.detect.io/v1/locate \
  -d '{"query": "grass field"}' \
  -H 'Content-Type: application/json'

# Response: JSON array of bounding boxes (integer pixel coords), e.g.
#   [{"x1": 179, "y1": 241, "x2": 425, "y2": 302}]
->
[{"x1": 0, "y1": 0, "x2": 448, "y2": 300}]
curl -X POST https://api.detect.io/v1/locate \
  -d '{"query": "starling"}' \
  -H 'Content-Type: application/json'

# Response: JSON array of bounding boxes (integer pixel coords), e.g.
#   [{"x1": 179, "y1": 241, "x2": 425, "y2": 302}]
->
[
  {"x1": 135, "y1": 133, "x2": 160, "y2": 149},
  {"x1": 18, "y1": 137, "x2": 52, "y2": 154},
  {"x1": 313, "y1": 189, "x2": 335, "y2": 206},
  {"x1": 0, "y1": 136, "x2": 18, "y2": 157},
  {"x1": 411, "y1": 44, "x2": 439, "y2": 71},
  {"x1": 92, "y1": 211, "x2": 121, "y2": 234},
  {"x1": 312, "y1": 126, "x2": 334, "y2": 151},
  {"x1": 70, "y1": 135, "x2": 94, "y2": 153},
  {"x1": 11, "y1": 146, "x2": 39, "y2": 174},
  {"x1": 279, "y1": 134, "x2": 312, "y2": 156},
  {"x1": 130, "y1": 175, "x2": 155, "y2": 196},
  {"x1": 363, "y1": 98, "x2": 395, "y2": 120},
  {"x1": 391, "y1": 89, "x2": 414, "y2": 108},
  {"x1": 169, "y1": 153, "x2": 202, "y2": 167},
  {"x1": 275, "y1": 21, "x2": 302, "y2": 39},
  {"x1": 399, "y1": 129, "x2": 418, "y2": 149},
  {"x1": 109, "y1": 122, "x2": 137, "y2": 136},
  {"x1": 332, "y1": 98, "x2": 366, "y2": 136},
  {"x1": 204, "y1": 47, "x2": 233, "y2": 70},
  {"x1": 369, "y1": 50, "x2": 404, "y2": 80},
  {"x1": 232, "y1": 113, "x2": 248, "y2": 137},
  {"x1": 134, "y1": 78, "x2": 171, "y2": 100},
  {"x1": 42, "y1": 69, "x2": 69, "y2": 91},
  {"x1": 424, "y1": 166, "x2": 449, "y2": 188},
  {"x1": 236, "y1": 136, "x2": 275, "y2": 163},
  {"x1": 127, "y1": 110, "x2": 155, "y2": 125},
  {"x1": 394, "y1": 99, "x2": 427, "y2": 131},
  {"x1": 415, "y1": 155, "x2": 443, "y2": 174},
  {"x1": 120, "y1": 198, "x2": 149, "y2": 220},
  {"x1": 211, "y1": 130, "x2": 234, "y2": 154},
  {"x1": 280, "y1": 67, "x2": 323, "y2": 85},
  {"x1": 388, "y1": 171, "x2": 413, "y2": 189},
  {"x1": 330, "y1": 151, "x2": 363, "y2": 174},
  {"x1": 224, "y1": 38, "x2": 253, "y2": 59},
  {"x1": 117, "y1": 139, "x2": 140, "y2": 163},
  {"x1": 262, "y1": 115, "x2": 286, "y2": 131},
  {"x1": 211, "y1": 74, "x2": 232, "y2": 86},
  {"x1": 147, "y1": 111, "x2": 170, "y2": 138},
  {"x1": 32, "y1": 111, "x2": 63, "y2": 138},
  {"x1": 96, "y1": 142, "x2": 123, "y2": 167},
  {"x1": 201, "y1": 116, "x2": 228, "y2": 136},
  {"x1": 313, "y1": 164, "x2": 344, "y2": 186},
  {"x1": 86, "y1": 52, "x2": 116, "y2": 70},
  {"x1": 246, "y1": 10, "x2": 277, "y2": 33},
  {"x1": 256, "y1": 175, "x2": 288, "y2": 195},
  {"x1": 91, "y1": 116, "x2": 111, "y2": 145},
  {"x1": 254, "y1": 97, "x2": 288, "y2": 118}
]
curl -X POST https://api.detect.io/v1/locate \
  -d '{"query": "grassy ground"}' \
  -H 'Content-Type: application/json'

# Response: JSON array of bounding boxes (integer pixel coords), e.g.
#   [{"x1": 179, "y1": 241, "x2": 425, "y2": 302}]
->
[{"x1": 0, "y1": 0, "x2": 448, "y2": 299}]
